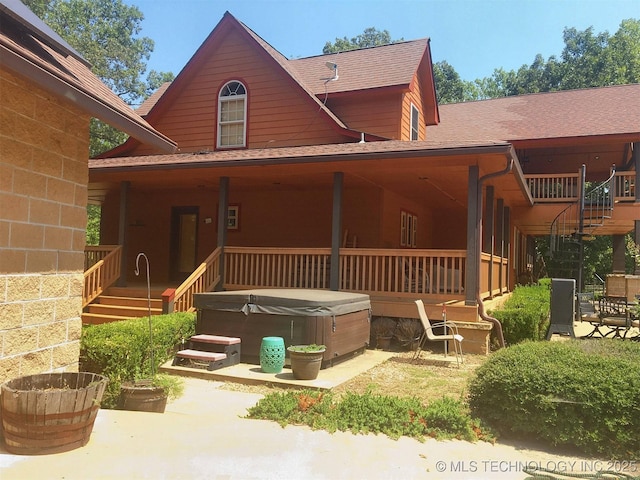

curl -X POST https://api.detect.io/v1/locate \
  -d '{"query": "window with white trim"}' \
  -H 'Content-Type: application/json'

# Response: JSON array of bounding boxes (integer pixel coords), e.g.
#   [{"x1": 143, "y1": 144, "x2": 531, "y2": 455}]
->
[
  {"x1": 410, "y1": 104, "x2": 419, "y2": 141},
  {"x1": 218, "y1": 81, "x2": 247, "y2": 148},
  {"x1": 400, "y1": 210, "x2": 417, "y2": 247}
]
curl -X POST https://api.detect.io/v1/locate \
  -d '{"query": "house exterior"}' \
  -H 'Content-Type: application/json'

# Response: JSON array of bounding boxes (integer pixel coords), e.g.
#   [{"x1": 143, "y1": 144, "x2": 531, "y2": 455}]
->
[
  {"x1": 87, "y1": 12, "x2": 639, "y2": 350},
  {"x1": 0, "y1": 0, "x2": 176, "y2": 383}
]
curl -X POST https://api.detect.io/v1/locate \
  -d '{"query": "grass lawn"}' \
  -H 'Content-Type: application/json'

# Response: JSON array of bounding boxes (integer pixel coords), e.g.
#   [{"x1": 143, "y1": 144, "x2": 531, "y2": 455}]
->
[{"x1": 222, "y1": 348, "x2": 488, "y2": 404}]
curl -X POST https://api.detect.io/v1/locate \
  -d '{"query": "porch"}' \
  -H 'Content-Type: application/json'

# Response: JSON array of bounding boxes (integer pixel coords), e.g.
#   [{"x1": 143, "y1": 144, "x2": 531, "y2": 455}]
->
[{"x1": 83, "y1": 245, "x2": 504, "y2": 353}]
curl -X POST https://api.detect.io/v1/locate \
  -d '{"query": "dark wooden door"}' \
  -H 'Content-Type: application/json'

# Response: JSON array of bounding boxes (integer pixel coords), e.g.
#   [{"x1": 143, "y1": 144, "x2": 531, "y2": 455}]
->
[{"x1": 170, "y1": 206, "x2": 199, "y2": 282}]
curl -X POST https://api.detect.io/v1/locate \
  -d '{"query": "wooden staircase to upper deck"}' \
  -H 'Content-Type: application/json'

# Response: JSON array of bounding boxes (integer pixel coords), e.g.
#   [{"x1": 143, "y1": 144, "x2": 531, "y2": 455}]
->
[{"x1": 81, "y1": 286, "x2": 164, "y2": 325}]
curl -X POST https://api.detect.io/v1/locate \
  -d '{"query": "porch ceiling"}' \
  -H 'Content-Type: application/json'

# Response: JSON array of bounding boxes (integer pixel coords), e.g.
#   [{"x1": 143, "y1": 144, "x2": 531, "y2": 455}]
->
[{"x1": 89, "y1": 150, "x2": 528, "y2": 212}]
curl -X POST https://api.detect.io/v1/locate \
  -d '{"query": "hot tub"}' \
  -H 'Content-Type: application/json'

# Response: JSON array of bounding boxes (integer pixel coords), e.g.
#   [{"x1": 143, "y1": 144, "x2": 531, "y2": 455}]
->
[{"x1": 193, "y1": 289, "x2": 371, "y2": 368}]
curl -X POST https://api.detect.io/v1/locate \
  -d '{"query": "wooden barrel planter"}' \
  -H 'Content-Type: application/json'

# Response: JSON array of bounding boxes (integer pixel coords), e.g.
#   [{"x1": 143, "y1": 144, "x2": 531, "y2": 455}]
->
[
  {"x1": 0, "y1": 372, "x2": 108, "y2": 455},
  {"x1": 118, "y1": 380, "x2": 167, "y2": 413}
]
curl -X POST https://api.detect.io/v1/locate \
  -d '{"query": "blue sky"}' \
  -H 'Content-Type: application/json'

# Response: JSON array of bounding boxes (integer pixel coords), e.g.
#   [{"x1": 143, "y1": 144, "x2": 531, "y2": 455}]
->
[{"x1": 131, "y1": 0, "x2": 639, "y2": 82}]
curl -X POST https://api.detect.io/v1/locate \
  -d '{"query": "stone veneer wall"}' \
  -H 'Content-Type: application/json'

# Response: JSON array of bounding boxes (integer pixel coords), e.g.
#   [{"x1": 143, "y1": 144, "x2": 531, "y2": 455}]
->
[{"x1": 0, "y1": 68, "x2": 90, "y2": 383}]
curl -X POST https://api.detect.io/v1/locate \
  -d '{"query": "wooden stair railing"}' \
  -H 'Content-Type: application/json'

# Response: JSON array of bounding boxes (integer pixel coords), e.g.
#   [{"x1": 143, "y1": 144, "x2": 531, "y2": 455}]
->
[
  {"x1": 163, "y1": 247, "x2": 222, "y2": 313},
  {"x1": 82, "y1": 245, "x2": 122, "y2": 308}
]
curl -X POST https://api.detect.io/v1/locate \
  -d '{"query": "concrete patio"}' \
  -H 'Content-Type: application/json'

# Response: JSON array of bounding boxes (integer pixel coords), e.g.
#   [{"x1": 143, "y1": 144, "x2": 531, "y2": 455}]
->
[{"x1": 0, "y1": 344, "x2": 611, "y2": 480}]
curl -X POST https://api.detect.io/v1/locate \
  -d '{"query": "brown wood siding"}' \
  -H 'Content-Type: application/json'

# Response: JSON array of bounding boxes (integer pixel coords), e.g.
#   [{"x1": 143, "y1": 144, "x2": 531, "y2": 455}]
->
[
  {"x1": 128, "y1": 30, "x2": 347, "y2": 156},
  {"x1": 401, "y1": 74, "x2": 426, "y2": 141},
  {"x1": 342, "y1": 186, "x2": 383, "y2": 247},
  {"x1": 101, "y1": 178, "x2": 452, "y2": 282},
  {"x1": 380, "y1": 189, "x2": 431, "y2": 249},
  {"x1": 326, "y1": 94, "x2": 402, "y2": 140}
]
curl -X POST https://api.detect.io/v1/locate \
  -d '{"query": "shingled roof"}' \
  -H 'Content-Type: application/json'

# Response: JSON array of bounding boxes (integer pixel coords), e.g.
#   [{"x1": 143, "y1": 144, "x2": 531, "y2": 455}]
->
[
  {"x1": 290, "y1": 38, "x2": 431, "y2": 96},
  {"x1": 90, "y1": 138, "x2": 513, "y2": 171},
  {"x1": 0, "y1": 0, "x2": 176, "y2": 153},
  {"x1": 429, "y1": 84, "x2": 640, "y2": 145},
  {"x1": 136, "y1": 12, "x2": 436, "y2": 132}
]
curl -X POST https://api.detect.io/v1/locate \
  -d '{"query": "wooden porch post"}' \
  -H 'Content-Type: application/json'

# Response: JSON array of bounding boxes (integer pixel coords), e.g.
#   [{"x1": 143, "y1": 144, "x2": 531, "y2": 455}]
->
[
  {"x1": 496, "y1": 198, "x2": 505, "y2": 292},
  {"x1": 483, "y1": 186, "x2": 495, "y2": 297},
  {"x1": 503, "y1": 206, "x2": 511, "y2": 290},
  {"x1": 217, "y1": 176, "x2": 229, "y2": 291},
  {"x1": 634, "y1": 143, "x2": 640, "y2": 274},
  {"x1": 634, "y1": 142, "x2": 639, "y2": 203},
  {"x1": 116, "y1": 181, "x2": 129, "y2": 287},
  {"x1": 465, "y1": 166, "x2": 479, "y2": 306},
  {"x1": 330, "y1": 172, "x2": 343, "y2": 291},
  {"x1": 635, "y1": 220, "x2": 640, "y2": 275}
]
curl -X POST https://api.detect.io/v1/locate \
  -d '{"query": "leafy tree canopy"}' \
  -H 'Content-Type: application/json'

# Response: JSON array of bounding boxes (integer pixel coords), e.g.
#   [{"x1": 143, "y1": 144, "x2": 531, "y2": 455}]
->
[
  {"x1": 23, "y1": 0, "x2": 174, "y2": 156},
  {"x1": 469, "y1": 19, "x2": 640, "y2": 100},
  {"x1": 323, "y1": 27, "x2": 402, "y2": 54}
]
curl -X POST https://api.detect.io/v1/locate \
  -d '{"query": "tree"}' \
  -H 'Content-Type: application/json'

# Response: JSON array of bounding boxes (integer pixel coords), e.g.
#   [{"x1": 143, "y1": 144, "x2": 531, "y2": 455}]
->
[
  {"x1": 23, "y1": 0, "x2": 174, "y2": 156},
  {"x1": 23, "y1": 0, "x2": 175, "y2": 245},
  {"x1": 323, "y1": 27, "x2": 402, "y2": 54},
  {"x1": 433, "y1": 61, "x2": 479, "y2": 104}
]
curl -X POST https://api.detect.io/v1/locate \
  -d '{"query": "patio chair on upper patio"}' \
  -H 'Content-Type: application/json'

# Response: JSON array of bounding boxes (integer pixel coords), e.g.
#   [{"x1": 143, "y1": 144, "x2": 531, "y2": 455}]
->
[
  {"x1": 412, "y1": 299, "x2": 464, "y2": 366},
  {"x1": 402, "y1": 258, "x2": 429, "y2": 294}
]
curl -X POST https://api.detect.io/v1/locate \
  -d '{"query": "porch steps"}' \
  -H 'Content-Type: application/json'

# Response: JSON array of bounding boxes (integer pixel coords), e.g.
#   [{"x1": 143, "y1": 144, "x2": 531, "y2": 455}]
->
[
  {"x1": 97, "y1": 295, "x2": 163, "y2": 309},
  {"x1": 173, "y1": 334, "x2": 241, "y2": 371},
  {"x1": 82, "y1": 293, "x2": 163, "y2": 325}
]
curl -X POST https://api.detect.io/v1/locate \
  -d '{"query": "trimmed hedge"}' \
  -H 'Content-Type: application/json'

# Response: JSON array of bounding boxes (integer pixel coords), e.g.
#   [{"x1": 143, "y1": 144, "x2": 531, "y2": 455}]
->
[
  {"x1": 80, "y1": 312, "x2": 195, "y2": 408},
  {"x1": 490, "y1": 281, "x2": 550, "y2": 344},
  {"x1": 468, "y1": 340, "x2": 640, "y2": 458}
]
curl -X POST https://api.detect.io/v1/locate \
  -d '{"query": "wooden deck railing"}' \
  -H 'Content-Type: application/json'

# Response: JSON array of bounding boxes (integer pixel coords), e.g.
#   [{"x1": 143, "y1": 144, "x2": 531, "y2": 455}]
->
[
  {"x1": 338, "y1": 249, "x2": 466, "y2": 296},
  {"x1": 82, "y1": 245, "x2": 122, "y2": 307},
  {"x1": 225, "y1": 247, "x2": 332, "y2": 290},
  {"x1": 525, "y1": 173, "x2": 580, "y2": 202},
  {"x1": 613, "y1": 171, "x2": 636, "y2": 202},
  {"x1": 480, "y1": 252, "x2": 509, "y2": 299},
  {"x1": 84, "y1": 245, "x2": 120, "y2": 270},
  {"x1": 224, "y1": 247, "x2": 468, "y2": 297},
  {"x1": 525, "y1": 171, "x2": 636, "y2": 203},
  {"x1": 165, "y1": 247, "x2": 223, "y2": 313},
  {"x1": 85, "y1": 245, "x2": 508, "y2": 311}
]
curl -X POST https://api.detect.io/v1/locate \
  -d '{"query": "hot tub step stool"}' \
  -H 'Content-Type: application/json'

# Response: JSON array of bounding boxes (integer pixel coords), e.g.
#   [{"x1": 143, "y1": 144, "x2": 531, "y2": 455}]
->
[{"x1": 173, "y1": 334, "x2": 241, "y2": 371}]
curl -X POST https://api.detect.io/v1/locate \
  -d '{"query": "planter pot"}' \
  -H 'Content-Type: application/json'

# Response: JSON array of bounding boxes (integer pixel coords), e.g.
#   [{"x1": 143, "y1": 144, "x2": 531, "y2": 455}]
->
[
  {"x1": 287, "y1": 347, "x2": 326, "y2": 380},
  {"x1": 118, "y1": 380, "x2": 167, "y2": 413},
  {"x1": 1, "y1": 372, "x2": 108, "y2": 455},
  {"x1": 376, "y1": 335, "x2": 393, "y2": 350}
]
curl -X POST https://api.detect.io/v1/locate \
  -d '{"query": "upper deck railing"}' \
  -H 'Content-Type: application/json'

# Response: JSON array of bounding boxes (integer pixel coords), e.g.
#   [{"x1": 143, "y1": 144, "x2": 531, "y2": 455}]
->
[{"x1": 525, "y1": 171, "x2": 636, "y2": 203}]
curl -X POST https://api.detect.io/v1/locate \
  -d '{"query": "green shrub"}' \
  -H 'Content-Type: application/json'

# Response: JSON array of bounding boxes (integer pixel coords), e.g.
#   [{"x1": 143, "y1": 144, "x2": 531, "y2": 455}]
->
[
  {"x1": 246, "y1": 389, "x2": 493, "y2": 443},
  {"x1": 490, "y1": 283, "x2": 550, "y2": 344},
  {"x1": 80, "y1": 312, "x2": 195, "y2": 408},
  {"x1": 468, "y1": 340, "x2": 640, "y2": 459}
]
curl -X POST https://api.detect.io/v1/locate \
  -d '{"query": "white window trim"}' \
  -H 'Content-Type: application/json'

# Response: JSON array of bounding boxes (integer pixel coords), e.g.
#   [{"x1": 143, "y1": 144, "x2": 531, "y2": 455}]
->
[
  {"x1": 217, "y1": 81, "x2": 247, "y2": 148},
  {"x1": 400, "y1": 209, "x2": 417, "y2": 247},
  {"x1": 410, "y1": 103, "x2": 419, "y2": 141}
]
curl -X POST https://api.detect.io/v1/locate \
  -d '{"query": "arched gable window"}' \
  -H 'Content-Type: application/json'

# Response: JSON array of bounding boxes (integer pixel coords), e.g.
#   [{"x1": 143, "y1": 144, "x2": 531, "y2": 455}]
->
[{"x1": 217, "y1": 80, "x2": 247, "y2": 148}]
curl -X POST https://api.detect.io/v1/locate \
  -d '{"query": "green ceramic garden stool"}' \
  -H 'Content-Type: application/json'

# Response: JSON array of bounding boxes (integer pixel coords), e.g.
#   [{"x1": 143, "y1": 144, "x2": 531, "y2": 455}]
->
[{"x1": 260, "y1": 336, "x2": 285, "y2": 373}]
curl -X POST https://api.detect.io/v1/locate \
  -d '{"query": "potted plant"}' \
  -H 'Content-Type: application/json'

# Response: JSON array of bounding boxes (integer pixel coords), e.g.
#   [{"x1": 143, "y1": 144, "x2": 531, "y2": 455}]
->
[
  {"x1": 118, "y1": 253, "x2": 184, "y2": 413},
  {"x1": 287, "y1": 344, "x2": 326, "y2": 380},
  {"x1": 371, "y1": 317, "x2": 397, "y2": 350},
  {"x1": 394, "y1": 318, "x2": 422, "y2": 351}
]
